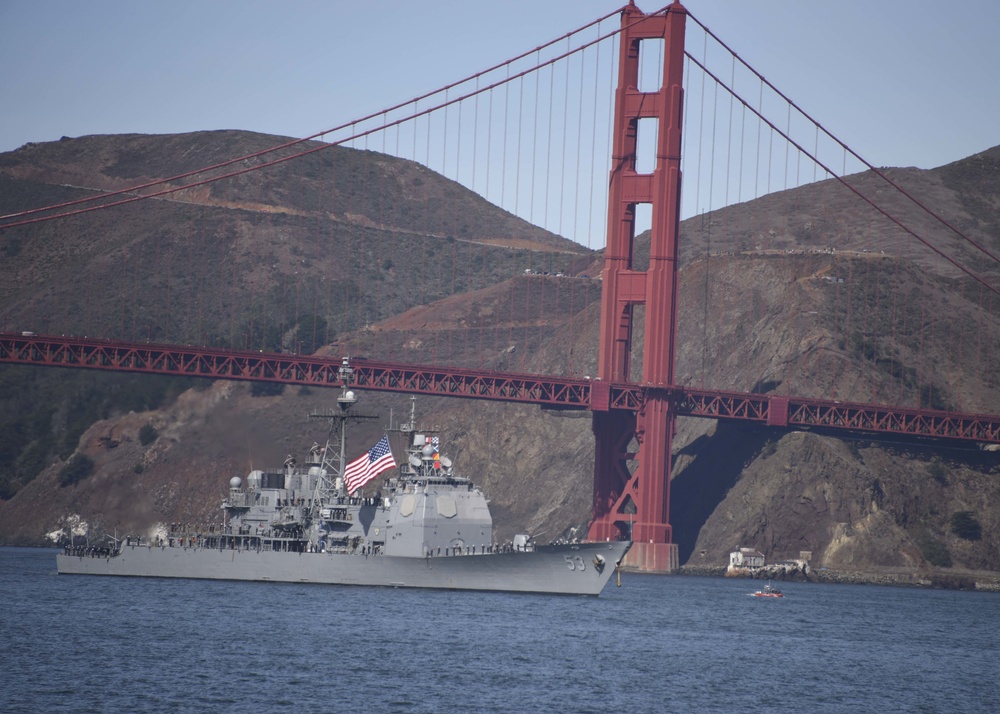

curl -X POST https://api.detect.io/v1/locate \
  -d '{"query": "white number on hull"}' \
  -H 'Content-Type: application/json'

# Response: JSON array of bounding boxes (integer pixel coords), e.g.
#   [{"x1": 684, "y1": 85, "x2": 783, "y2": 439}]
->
[{"x1": 563, "y1": 555, "x2": 586, "y2": 571}]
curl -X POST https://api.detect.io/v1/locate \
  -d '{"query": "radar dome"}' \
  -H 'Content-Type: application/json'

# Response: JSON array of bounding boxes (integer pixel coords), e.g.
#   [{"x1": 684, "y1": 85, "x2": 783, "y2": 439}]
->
[
  {"x1": 229, "y1": 476, "x2": 242, "y2": 489},
  {"x1": 421, "y1": 444, "x2": 435, "y2": 458},
  {"x1": 345, "y1": 390, "x2": 355, "y2": 401}
]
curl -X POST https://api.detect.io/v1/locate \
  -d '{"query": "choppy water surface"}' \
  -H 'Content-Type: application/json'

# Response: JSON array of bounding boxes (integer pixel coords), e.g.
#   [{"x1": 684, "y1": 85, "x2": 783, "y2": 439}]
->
[{"x1": 2, "y1": 547, "x2": 997, "y2": 713}]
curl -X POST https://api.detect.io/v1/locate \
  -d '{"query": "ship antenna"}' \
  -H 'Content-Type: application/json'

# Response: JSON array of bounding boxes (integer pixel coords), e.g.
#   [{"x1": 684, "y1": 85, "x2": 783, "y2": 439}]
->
[
  {"x1": 337, "y1": 357, "x2": 358, "y2": 480},
  {"x1": 407, "y1": 394, "x2": 417, "y2": 432}
]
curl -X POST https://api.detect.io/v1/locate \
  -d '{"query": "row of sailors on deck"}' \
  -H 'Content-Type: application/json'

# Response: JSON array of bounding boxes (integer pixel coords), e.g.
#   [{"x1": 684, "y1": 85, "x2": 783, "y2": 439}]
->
[{"x1": 63, "y1": 545, "x2": 118, "y2": 558}]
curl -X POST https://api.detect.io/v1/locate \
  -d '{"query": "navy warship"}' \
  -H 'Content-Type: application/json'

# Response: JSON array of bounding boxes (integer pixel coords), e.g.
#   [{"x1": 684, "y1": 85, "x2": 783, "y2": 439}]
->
[{"x1": 58, "y1": 360, "x2": 630, "y2": 595}]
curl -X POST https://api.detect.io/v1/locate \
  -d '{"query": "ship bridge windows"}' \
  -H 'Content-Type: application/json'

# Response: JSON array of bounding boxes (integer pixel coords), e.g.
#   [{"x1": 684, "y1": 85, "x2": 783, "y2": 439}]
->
[{"x1": 260, "y1": 471, "x2": 285, "y2": 489}]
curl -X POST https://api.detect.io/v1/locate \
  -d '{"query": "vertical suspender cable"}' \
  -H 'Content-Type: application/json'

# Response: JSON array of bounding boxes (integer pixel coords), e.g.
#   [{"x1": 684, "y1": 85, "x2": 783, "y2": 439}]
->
[{"x1": 455, "y1": 97, "x2": 465, "y2": 365}]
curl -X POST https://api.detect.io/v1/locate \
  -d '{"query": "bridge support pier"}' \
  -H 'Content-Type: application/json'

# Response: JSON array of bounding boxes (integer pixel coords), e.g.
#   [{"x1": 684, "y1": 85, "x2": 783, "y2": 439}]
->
[{"x1": 622, "y1": 542, "x2": 679, "y2": 573}]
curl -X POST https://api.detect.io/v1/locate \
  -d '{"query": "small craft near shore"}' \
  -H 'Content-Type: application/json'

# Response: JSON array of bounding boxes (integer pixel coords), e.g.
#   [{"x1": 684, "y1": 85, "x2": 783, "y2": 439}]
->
[{"x1": 753, "y1": 582, "x2": 783, "y2": 598}]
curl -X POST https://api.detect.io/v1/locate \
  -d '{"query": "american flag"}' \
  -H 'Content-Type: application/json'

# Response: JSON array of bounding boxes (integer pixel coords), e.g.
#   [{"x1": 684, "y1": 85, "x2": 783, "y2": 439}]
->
[{"x1": 344, "y1": 435, "x2": 396, "y2": 494}]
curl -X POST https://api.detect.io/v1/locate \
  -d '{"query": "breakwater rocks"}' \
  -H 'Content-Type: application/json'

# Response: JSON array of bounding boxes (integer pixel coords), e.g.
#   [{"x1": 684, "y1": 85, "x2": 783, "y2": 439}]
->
[
  {"x1": 809, "y1": 569, "x2": 1000, "y2": 592},
  {"x1": 678, "y1": 564, "x2": 727, "y2": 578},
  {"x1": 678, "y1": 564, "x2": 1000, "y2": 592}
]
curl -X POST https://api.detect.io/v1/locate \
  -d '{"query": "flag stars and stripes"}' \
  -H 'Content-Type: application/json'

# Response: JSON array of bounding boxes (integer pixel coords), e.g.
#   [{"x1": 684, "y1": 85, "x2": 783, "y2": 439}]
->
[{"x1": 344, "y1": 435, "x2": 396, "y2": 494}]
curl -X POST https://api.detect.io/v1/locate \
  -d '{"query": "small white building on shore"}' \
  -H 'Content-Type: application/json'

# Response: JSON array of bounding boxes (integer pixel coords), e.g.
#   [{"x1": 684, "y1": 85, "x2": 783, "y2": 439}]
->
[{"x1": 729, "y1": 547, "x2": 765, "y2": 569}]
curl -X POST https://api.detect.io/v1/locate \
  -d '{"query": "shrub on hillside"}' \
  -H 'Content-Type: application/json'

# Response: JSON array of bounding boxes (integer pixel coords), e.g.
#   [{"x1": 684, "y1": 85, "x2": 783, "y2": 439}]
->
[
  {"x1": 138, "y1": 424, "x2": 158, "y2": 446},
  {"x1": 59, "y1": 454, "x2": 95, "y2": 488},
  {"x1": 949, "y1": 511, "x2": 982, "y2": 541},
  {"x1": 928, "y1": 461, "x2": 948, "y2": 486},
  {"x1": 916, "y1": 530, "x2": 953, "y2": 568}
]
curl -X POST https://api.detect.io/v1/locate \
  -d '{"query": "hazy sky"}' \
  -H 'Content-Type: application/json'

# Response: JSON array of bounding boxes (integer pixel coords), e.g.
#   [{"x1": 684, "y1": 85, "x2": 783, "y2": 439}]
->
[{"x1": 1, "y1": 0, "x2": 996, "y2": 184}]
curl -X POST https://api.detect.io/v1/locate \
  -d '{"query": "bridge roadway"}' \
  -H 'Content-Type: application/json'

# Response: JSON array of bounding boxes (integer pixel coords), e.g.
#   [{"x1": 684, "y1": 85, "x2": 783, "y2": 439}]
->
[{"x1": 1, "y1": 332, "x2": 998, "y2": 445}]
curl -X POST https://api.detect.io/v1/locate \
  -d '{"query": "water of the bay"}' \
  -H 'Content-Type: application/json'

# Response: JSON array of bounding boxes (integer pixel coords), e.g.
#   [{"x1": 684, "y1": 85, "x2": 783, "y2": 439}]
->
[{"x1": 2, "y1": 547, "x2": 997, "y2": 713}]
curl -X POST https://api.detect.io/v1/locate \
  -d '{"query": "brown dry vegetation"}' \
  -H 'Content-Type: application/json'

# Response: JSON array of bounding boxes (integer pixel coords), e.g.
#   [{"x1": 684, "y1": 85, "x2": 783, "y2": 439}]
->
[{"x1": 0, "y1": 132, "x2": 998, "y2": 580}]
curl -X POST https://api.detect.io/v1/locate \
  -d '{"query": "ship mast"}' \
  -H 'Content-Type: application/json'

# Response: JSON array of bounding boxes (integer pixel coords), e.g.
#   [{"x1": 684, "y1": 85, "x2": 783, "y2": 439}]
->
[{"x1": 308, "y1": 357, "x2": 378, "y2": 506}]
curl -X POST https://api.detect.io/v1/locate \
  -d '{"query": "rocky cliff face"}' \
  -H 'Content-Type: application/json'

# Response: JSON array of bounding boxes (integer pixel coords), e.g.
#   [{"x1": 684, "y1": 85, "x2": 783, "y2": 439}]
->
[
  {"x1": 679, "y1": 428, "x2": 999, "y2": 569},
  {"x1": 0, "y1": 133, "x2": 997, "y2": 576}
]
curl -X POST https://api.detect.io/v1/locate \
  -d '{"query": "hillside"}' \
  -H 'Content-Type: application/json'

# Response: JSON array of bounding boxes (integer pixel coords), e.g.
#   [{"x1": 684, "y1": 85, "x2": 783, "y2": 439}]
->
[
  {"x1": 0, "y1": 131, "x2": 586, "y2": 345},
  {"x1": 1, "y1": 132, "x2": 998, "y2": 580},
  {"x1": 0, "y1": 130, "x2": 594, "y2": 502}
]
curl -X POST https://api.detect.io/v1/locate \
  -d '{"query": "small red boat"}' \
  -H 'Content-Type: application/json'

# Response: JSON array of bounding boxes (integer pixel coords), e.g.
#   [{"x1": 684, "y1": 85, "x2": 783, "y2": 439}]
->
[{"x1": 753, "y1": 582, "x2": 783, "y2": 598}]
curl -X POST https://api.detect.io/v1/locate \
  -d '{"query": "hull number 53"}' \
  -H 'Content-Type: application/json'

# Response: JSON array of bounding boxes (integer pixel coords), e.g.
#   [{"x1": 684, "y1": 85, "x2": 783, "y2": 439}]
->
[{"x1": 564, "y1": 555, "x2": 586, "y2": 571}]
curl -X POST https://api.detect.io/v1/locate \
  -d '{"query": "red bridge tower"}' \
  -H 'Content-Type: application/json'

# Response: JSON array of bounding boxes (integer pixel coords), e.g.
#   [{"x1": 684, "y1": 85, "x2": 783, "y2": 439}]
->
[{"x1": 588, "y1": 1, "x2": 687, "y2": 572}]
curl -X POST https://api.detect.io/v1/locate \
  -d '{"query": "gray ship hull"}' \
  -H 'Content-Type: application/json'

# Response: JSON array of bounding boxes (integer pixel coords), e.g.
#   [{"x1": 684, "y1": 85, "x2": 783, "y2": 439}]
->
[{"x1": 57, "y1": 541, "x2": 630, "y2": 596}]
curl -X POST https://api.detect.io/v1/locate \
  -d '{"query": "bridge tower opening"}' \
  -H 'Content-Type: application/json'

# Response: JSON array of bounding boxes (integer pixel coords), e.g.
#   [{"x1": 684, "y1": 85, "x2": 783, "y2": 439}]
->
[{"x1": 588, "y1": 1, "x2": 686, "y2": 573}]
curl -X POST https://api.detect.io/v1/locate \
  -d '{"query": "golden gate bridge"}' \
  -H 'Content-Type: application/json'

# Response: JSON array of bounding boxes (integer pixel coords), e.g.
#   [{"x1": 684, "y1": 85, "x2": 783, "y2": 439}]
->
[{"x1": 2, "y1": 2, "x2": 998, "y2": 571}]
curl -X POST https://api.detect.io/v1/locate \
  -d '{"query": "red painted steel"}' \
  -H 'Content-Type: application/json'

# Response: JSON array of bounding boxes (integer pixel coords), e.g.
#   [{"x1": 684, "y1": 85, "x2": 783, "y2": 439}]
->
[
  {"x1": 2, "y1": 334, "x2": 998, "y2": 442},
  {"x1": 0, "y1": 333, "x2": 592, "y2": 408},
  {"x1": 676, "y1": 388, "x2": 1000, "y2": 443},
  {"x1": 589, "y1": 1, "x2": 687, "y2": 571}
]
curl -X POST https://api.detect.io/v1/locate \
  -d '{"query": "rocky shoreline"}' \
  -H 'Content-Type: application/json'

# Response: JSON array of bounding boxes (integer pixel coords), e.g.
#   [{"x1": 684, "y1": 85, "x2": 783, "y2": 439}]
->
[{"x1": 678, "y1": 564, "x2": 1000, "y2": 592}]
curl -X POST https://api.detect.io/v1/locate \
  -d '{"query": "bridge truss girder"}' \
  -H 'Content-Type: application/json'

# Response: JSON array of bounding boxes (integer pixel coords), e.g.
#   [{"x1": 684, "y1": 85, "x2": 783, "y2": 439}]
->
[{"x1": 1, "y1": 333, "x2": 997, "y2": 442}]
